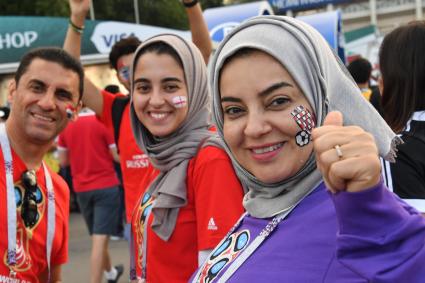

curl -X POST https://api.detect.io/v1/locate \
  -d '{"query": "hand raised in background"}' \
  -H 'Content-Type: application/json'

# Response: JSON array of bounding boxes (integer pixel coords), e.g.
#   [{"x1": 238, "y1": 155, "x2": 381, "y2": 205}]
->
[{"x1": 69, "y1": 0, "x2": 91, "y2": 25}]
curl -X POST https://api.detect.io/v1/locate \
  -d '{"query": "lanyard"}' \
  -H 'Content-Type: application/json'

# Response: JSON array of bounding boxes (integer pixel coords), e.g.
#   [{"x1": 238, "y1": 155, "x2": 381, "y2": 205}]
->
[
  {"x1": 141, "y1": 195, "x2": 153, "y2": 280},
  {"x1": 130, "y1": 192, "x2": 154, "y2": 281},
  {"x1": 0, "y1": 123, "x2": 55, "y2": 280},
  {"x1": 193, "y1": 196, "x2": 306, "y2": 283}
]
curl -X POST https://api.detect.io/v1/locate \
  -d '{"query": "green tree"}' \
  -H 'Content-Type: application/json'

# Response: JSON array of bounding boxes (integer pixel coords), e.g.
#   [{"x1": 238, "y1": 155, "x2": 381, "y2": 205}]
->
[
  {"x1": 135, "y1": 0, "x2": 224, "y2": 29},
  {"x1": 201, "y1": 0, "x2": 224, "y2": 9},
  {"x1": 0, "y1": 0, "x2": 225, "y2": 29},
  {"x1": 138, "y1": 0, "x2": 189, "y2": 29},
  {"x1": 0, "y1": 0, "x2": 69, "y2": 16},
  {"x1": 92, "y1": 0, "x2": 136, "y2": 22}
]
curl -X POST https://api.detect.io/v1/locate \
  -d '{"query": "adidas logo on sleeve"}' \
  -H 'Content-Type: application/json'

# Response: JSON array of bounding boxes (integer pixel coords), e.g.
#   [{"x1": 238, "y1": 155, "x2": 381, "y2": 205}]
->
[{"x1": 208, "y1": 217, "x2": 218, "y2": 231}]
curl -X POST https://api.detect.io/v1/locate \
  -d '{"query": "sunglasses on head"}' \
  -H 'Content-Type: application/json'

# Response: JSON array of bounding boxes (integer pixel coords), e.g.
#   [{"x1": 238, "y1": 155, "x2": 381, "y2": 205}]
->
[
  {"x1": 118, "y1": 66, "x2": 130, "y2": 82},
  {"x1": 20, "y1": 170, "x2": 39, "y2": 228}
]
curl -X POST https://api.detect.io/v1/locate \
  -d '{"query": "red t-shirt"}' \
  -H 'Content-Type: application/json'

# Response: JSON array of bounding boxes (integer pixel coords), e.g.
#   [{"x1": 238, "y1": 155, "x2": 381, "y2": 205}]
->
[
  {"x1": 132, "y1": 146, "x2": 245, "y2": 282},
  {"x1": 57, "y1": 112, "x2": 120, "y2": 192},
  {"x1": 0, "y1": 149, "x2": 69, "y2": 282},
  {"x1": 99, "y1": 91, "x2": 152, "y2": 222}
]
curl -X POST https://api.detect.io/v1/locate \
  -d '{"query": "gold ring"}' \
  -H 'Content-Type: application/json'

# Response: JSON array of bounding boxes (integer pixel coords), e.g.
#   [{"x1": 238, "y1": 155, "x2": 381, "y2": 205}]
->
[{"x1": 334, "y1": 144, "x2": 343, "y2": 159}]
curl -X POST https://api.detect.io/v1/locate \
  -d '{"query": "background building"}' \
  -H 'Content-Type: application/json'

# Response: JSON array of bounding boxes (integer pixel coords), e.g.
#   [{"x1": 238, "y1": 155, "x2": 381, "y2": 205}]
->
[
  {"x1": 1, "y1": 0, "x2": 424, "y2": 105},
  {"x1": 270, "y1": 0, "x2": 423, "y2": 32}
]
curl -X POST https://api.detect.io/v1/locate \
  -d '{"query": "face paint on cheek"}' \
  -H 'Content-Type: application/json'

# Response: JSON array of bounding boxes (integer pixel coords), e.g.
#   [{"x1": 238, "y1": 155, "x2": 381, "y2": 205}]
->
[
  {"x1": 117, "y1": 59, "x2": 130, "y2": 82},
  {"x1": 290, "y1": 105, "x2": 316, "y2": 147},
  {"x1": 171, "y1": 96, "x2": 187, "y2": 109},
  {"x1": 66, "y1": 105, "x2": 76, "y2": 120},
  {"x1": 118, "y1": 66, "x2": 130, "y2": 82}
]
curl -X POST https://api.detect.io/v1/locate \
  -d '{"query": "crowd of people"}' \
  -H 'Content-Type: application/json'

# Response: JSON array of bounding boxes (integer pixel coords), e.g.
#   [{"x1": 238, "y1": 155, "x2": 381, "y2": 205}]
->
[{"x1": 0, "y1": 0, "x2": 424, "y2": 282}]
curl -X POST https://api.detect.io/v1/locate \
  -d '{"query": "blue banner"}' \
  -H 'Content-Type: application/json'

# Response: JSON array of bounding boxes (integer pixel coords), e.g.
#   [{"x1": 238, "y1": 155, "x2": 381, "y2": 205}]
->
[
  {"x1": 297, "y1": 10, "x2": 345, "y2": 62},
  {"x1": 204, "y1": 2, "x2": 345, "y2": 62},
  {"x1": 204, "y1": 1, "x2": 274, "y2": 43},
  {"x1": 268, "y1": 0, "x2": 350, "y2": 12}
]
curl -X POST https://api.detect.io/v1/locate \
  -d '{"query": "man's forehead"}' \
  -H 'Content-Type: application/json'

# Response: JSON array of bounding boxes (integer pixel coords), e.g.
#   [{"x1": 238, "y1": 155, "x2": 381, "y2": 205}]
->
[
  {"x1": 23, "y1": 59, "x2": 79, "y2": 86},
  {"x1": 25, "y1": 58, "x2": 65, "y2": 73}
]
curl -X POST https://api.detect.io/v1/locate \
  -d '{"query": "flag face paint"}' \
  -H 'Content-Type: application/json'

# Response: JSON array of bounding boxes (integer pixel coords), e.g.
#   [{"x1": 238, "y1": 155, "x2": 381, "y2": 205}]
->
[
  {"x1": 171, "y1": 96, "x2": 187, "y2": 108},
  {"x1": 117, "y1": 60, "x2": 130, "y2": 82},
  {"x1": 66, "y1": 105, "x2": 75, "y2": 120},
  {"x1": 118, "y1": 66, "x2": 130, "y2": 82},
  {"x1": 290, "y1": 106, "x2": 315, "y2": 147}
]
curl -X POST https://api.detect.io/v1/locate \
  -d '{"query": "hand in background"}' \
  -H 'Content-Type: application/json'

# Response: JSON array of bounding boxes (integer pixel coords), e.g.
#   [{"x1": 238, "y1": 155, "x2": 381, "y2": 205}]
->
[{"x1": 69, "y1": 0, "x2": 91, "y2": 26}]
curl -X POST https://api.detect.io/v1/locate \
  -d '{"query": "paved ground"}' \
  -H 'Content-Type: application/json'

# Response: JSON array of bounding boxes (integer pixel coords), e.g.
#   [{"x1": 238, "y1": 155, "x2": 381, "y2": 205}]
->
[{"x1": 62, "y1": 212, "x2": 130, "y2": 283}]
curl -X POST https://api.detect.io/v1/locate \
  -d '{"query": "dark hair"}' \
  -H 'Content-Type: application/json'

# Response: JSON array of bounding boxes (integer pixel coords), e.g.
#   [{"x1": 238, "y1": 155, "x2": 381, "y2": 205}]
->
[
  {"x1": 133, "y1": 41, "x2": 184, "y2": 75},
  {"x1": 379, "y1": 21, "x2": 425, "y2": 133},
  {"x1": 109, "y1": 36, "x2": 141, "y2": 71},
  {"x1": 347, "y1": 57, "x2": 372, "y2": 84},
  {"x1": 104, "y1": 84, "x2": 120, "y2": 94},
  {"x1": 15, "y1": 47, "x2": 84, "y2": 100},
  {"x1": 0, "y1": 106, "x2": 10, "y2": 120}
]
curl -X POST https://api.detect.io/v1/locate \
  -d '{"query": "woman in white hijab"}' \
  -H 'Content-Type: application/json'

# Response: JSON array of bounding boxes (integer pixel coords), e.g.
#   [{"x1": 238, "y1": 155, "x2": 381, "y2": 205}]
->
[
  {"x1": 129, "y1": 34, "x2": 244, "y2": 282},
  {"x1": 191, "y1": 16, "x2": 425, "y2": 282}
]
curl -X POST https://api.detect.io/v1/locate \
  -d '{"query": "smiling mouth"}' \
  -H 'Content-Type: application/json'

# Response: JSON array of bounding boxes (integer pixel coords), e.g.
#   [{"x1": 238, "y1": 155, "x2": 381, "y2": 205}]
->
[
  {"x1": 148, "y1": 112, "x2": 171, "y2": 121},
  {"x1": 251, "y1": 142, "x2": 284, "y2": 154},
  {"x1": 32, "y1": 113, "x2": 54, "y2": 122}
]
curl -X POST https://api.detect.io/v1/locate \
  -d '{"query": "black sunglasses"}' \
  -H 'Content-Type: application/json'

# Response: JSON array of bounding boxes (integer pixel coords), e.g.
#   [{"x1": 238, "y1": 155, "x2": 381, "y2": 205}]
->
[{"x1": 20, "y1": 170, "x2": 39, "y2": 228}]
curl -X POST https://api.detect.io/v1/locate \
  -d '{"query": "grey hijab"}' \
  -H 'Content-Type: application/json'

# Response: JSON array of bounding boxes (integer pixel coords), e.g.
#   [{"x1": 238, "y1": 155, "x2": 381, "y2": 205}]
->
[
  {"x1": 210, "y1": 16, "x2": 400, "y2": 218},
  {"x1": 130, "y1": 34, "x2": 219, "y2": 241}
]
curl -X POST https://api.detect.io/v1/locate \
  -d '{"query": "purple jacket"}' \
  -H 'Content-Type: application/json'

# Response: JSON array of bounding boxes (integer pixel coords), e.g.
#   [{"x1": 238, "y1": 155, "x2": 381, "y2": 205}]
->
[{"x1": 191, "y1": 181, "x2": 425, "y2": 282}]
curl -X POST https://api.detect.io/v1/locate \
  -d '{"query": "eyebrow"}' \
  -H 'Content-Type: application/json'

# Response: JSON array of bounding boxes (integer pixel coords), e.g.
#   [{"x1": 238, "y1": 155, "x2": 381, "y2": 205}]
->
[
  {"x1": 221, "y1": 81, "x2": 294, "y2": 103},
  {"x1": 259, "y1": 81, "x2": 293, "y2": 97},
  {"x1": 28, "y1": 79, "x2": 46, "y2": 88},
  {"x1": 133, "y1": 77, "x2": 183, "y2": 84},
  {"x1": 162, "y1": 77, "x2": 183, "y2": 83},
  {"x1": 221, "y1": 96, "x2": 241, "y2": 103},
  {"x1": 56, "y1": 88, "x2": 73, "y2": 98},
  {"x1": 133, "y1": 78, "x2": 149, "y2": 84}
]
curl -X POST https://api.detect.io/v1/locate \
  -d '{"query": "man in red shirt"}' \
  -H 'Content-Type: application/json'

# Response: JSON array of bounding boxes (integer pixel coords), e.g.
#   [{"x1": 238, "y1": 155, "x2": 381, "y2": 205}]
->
[
  {"x1": 0, "y1": 47, "x2": 83, "y2": 282},
  {"x1": 58, "y1": 109, "x2": 123, "y2": 283},
  {"x1": 63, "y1": 0, "x2": 212, "y2": 241}
]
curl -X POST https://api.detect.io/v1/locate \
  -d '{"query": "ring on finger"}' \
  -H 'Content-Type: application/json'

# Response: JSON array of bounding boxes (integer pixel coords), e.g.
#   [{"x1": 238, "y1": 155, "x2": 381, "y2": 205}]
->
[{"x1": 334, "y1": 144, "x2": 343, "y2": 159}]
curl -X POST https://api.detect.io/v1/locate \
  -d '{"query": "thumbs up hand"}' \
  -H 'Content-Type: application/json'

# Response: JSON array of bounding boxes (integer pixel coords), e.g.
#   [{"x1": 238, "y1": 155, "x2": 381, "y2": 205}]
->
[{"x1": 311, "y1": 111, "x2": 381, "y2": 193}]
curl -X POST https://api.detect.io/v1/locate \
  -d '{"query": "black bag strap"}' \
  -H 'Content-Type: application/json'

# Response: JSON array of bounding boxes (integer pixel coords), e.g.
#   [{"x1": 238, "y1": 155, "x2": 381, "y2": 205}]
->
[{"x1": 111, "y1": 96, "x2": 130, "y2": 153}]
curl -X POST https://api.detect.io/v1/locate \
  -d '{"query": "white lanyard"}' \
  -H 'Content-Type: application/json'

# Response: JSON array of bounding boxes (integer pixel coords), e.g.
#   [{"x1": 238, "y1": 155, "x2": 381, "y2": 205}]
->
[
  {"x1": 192, "y1": 195, "x2": 307, "y2": 283},
  {"x1": 216, "y1": 209, "x2": 293, "y2": 283},
  {"x1": 0, "y1": 123, "x2": 55, "y2": 280}
]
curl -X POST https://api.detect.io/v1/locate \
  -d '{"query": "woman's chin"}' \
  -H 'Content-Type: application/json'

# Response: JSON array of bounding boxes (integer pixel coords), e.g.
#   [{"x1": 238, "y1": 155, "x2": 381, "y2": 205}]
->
[{"x1": 252, "y1": 170, "x2": 289, "y2": 184}]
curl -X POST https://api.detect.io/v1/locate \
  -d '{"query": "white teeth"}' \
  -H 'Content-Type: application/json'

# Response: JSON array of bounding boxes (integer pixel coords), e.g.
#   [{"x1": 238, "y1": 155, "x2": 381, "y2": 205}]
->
[
  {"x1": 150, "y1": 113, "x2": 167, "y2": 120},
  {"x1": 33, "y1": 113, "x2": 53, "y2": 122},
  {"x1": 252, "y1": 143, "x2": 283, "y2": 154}
]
